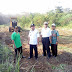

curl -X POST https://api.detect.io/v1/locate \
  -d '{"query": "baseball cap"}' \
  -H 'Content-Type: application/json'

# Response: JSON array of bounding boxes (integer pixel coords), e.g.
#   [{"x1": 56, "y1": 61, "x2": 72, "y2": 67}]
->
[
  {"x1": 30, "y1": 24, "x2": 35, "y2": 27},
  {"x1": 52, "y1": 23, "x2": 56, "y2": 27},
  {"x1": 44, "y1": 22, "x2": 48, "y2": 25}
]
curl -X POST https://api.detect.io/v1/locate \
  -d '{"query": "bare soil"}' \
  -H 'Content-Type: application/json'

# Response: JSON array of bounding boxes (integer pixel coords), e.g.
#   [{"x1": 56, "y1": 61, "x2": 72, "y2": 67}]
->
[{"x1": 0, "y1": 27, "x2": 72, "y2": 72}]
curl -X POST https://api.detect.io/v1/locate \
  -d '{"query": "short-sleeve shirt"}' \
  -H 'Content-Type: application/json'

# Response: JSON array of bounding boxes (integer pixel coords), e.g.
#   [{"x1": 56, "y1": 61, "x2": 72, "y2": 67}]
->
[
  {"x1": 28, "y1": 29, "x2": 39, "y2": 45},
  {"x1": 41, "y1": 27, "x2": 51, "y2": 37},
  {"x1": 11, "y1": 32, "x2": 22, "y2": 48},
  {"x1": 51, "y1": 30, "x2": 59, "y2": 44}
]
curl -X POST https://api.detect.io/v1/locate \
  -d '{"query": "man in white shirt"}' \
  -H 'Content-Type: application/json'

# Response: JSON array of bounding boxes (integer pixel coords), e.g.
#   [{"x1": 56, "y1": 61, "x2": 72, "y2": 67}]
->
[
  {"x1": 28, "y1": 24, "x2": 39, "y2": 59},
  {"x1": 41, "y1": 22, "x2": 51, "y2": 58}
]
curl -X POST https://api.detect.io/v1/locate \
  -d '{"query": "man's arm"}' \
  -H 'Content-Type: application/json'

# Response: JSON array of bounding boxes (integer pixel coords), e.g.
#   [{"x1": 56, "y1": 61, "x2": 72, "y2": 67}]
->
[
  {"x1": 49, "y1": 29, "x2": 52, "y2": 44},
  {"x1": 37, "y1": 30, "x2": 39, "y2": 46},
  {"x1": 11, "y1": 33, "x2": 16, "y2": 49},
  {"x1": 12, "y1": 40, "x2": 16, "y2": 49},
  {"x1": 49, "y1": 36, "x2": 52, "y2": 44},
  {"x1": 56, "y1": 31, "x2": 59, "y2": 45},
  {"x1": 56, "y1": 36, "x2": 59, "y2": 45}
]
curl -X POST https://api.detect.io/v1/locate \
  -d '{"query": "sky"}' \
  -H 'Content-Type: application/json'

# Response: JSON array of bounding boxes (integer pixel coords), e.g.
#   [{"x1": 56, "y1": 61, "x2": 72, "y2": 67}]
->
[{"x1": 0, "y1": 0, "x2": 72, "y2": 15}]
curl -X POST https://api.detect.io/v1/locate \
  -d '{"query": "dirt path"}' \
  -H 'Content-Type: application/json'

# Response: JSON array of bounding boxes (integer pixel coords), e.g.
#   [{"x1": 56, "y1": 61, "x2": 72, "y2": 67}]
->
[{"x1": 0, "y1": 27, "x2": 72, "y2": 72}]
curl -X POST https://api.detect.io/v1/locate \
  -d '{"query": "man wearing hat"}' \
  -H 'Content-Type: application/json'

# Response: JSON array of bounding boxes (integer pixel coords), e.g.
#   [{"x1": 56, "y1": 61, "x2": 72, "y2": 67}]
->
[
  {"x1": 41, "y1": 22, "x2": 51, "y2": 58},
  {"x1": 51, "y1": 23, "x2": 59, "y2": 57},
  {"x1": 28, "y1": 24, "x2": 39, "y2": 59},
  {"x1": 11, "y1": 26, "x2": 25, "y2": 62}
]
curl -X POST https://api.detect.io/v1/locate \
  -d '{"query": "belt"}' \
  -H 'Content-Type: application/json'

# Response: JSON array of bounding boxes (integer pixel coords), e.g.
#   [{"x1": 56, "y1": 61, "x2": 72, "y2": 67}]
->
[{"x1": 42, "y1": 37, "x2": 49, "y2": 38}]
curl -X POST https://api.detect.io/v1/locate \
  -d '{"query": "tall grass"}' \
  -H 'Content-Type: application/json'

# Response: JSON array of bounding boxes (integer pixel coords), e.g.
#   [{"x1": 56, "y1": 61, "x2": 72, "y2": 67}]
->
[{"x1": 0, "y1": 44, "x2": 21, "y2": 72}]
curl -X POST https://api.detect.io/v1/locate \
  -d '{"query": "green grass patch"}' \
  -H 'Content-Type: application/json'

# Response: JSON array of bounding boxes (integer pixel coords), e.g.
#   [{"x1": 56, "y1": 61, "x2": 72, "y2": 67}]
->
[{"x1": 0, "y1": 44, "x2": 21, "y2": 72}]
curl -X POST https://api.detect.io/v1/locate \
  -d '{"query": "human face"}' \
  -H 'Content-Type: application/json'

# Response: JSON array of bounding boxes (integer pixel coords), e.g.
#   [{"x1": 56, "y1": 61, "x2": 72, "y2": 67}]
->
[
  {"x1": 52, "y1": 26, "x2": 56, "y2": 30},
  {"x1": 31, "y1": 26, "x2": 35, "y2": 31},
  {"x1": 14, "y1": 28, "x2": 18, "y2": 32},
  {"x1": 44, "y1": 24, "x2": 48, "y2": 28}
]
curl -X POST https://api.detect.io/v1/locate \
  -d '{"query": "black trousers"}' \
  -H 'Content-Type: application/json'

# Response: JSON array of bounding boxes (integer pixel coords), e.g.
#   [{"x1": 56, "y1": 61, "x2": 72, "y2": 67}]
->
[
  {"x1": 30, "y1": 45, "x2": 38, "y2": 58},
  {"x1": 15, "y1": 46, "x2": 23, "y2": 58},
  {"x1": 51, "y1": 44, "x2": 57, "y2": 56},
  {"x1": 42, "y1": 37, "x2": 51, "y2": 57}
]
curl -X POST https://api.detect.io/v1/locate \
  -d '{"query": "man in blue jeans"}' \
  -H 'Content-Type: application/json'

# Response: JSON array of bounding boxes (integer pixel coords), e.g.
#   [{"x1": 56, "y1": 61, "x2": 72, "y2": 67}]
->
[
  {"x1": 28, "y1": 24, "x2": 39, "y2": 59},
  {"x1": 41, "y1": 22, "x2": 52, "y2": 58}
]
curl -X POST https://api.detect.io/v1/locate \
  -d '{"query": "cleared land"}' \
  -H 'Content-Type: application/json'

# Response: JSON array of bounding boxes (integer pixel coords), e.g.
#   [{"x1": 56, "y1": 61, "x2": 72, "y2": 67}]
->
[{"x1": 0, "y1": 26, "x2": 72, "y2": 72}]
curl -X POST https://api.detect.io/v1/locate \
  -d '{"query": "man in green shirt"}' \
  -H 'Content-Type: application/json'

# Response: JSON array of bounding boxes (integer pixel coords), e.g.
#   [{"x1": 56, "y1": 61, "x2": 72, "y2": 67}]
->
[{"x1": 11, "y1": 26, "x2": 25, "y2": 62}]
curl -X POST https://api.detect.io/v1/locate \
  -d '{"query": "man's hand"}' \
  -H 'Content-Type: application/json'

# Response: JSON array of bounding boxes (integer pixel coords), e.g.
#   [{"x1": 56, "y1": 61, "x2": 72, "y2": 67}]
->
[
  {"x1": 28, "y1": 42, "x2": 29, "y2": 45},
  {"x1": 56, "y1": 42, "x2": 58, "y2": 45},
  {"x1": 14, "y1": 46, "x2": 16, "y2": 49},
  {"x1": 37, "y1": 42, "x2": 39, "y2": 45},
  {"x1": 49, "y1": 36, "x2": 52, "y2": 44},
  {"x1": 12, "y1": 40, "x2": 16, "y2": 49}
]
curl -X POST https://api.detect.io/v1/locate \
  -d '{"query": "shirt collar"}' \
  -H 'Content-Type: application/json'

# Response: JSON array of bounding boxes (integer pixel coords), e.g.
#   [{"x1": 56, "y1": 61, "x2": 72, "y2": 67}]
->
[{"x1": 43, "y1": 27, "x2": 48, "y2": 29}]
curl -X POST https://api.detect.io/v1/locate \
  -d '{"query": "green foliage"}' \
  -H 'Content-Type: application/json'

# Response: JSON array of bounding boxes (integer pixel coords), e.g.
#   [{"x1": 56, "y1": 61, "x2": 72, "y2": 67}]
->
[
  {"x1": 0, "y1": 44, "x2": 21, "y2": 72},
  {"x1": 17, "y1": 6, "x2": 72, "y2": 28}
]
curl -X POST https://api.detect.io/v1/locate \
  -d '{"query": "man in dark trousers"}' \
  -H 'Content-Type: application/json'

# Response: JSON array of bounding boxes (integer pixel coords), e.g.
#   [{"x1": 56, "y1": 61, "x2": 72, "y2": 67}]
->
[
  {"x1": 11, "y1": 26, "x2": 25, "y2": 63},
  {"x1": 28, "y1": 24, "x2": 39, "y2": 59},
  {"x1": 51, "y1": 23, "x2": 59, "y2": 57},
  {"x1": 41, "y1": 22, "x2": 52, "y2": 58}
]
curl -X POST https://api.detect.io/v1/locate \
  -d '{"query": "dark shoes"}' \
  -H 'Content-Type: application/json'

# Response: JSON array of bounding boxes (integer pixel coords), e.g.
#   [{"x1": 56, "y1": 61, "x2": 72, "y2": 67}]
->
[
  {"x1": 35, "y1": 57, "x2": 38, "y2": 60},
  {"x1": 42, "y1": 54, "x2": 46, "y2": 56},
  {"x1": 52, "y1": 54, "x2": 57, "y2": 57},
  {"x1": 28, "y1": 57, "x2": 38, "y2": 60},
  {"x1": 22, "y1": 56, "x2": 26, "y2": 58},
  {"x1": 28, "y1": 57, "x2": 33, "y2": 59},
  {"x1": 54, "y1": 55, "x2": 57, "y2": 57}
]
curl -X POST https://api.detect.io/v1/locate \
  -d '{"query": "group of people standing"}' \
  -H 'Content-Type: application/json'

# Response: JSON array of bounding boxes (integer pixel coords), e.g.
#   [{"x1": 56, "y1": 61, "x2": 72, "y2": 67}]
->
[{"x1": 11, "y1": 22, "x2": 59, "y2": 62}]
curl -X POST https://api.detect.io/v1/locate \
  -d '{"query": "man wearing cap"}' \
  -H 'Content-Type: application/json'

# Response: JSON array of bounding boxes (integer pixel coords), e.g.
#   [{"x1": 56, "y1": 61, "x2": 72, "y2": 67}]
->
[
  {"x1": 11, "y1": 26, "x2": 25, "y2": 62},
  {"x1": 28, "y1": 24, "x2": 39, "y2": 59},
  {"x1": 51, "y1": 23, "x2": 59, "y2": 57},
  {"x1": 41, "y1": 22, "x2": 51, "y2": 58}
]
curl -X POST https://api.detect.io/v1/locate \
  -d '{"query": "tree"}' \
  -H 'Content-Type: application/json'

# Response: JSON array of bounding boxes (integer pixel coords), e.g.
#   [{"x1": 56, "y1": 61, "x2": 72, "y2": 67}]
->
[{"x1": 55, "y1": 6, "x2": 63, "y2": 13}]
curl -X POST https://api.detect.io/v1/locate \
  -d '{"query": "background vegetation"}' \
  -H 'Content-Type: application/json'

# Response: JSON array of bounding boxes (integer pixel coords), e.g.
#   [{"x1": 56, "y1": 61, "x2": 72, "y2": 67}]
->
[{"x1": 17, "y1": 6, "x2": 72, "y2": 28}]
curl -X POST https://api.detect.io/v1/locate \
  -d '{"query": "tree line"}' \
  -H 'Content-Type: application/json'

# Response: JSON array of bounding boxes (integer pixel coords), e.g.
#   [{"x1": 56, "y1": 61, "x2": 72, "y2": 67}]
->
[{"x1": 17, "y1": 6, "x2": 72, "y2": 28}]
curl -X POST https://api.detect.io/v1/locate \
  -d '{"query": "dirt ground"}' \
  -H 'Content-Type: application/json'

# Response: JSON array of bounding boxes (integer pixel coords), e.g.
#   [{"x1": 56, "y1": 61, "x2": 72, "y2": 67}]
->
[{"x1": 0, "y1": 27, "x2": 72, "y2": 72}]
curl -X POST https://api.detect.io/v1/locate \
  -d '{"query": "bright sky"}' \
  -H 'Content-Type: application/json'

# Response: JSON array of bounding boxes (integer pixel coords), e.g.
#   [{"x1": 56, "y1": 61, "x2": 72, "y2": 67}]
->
[{"x1": 0, "y1": 0, "x2": 72, "y2": 15}]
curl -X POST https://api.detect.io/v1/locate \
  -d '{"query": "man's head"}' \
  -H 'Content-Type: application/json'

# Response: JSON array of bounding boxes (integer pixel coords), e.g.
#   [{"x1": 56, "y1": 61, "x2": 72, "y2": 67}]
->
[
  {"x1": 44, "y1": 22, "x2": 48, "y2": 28},
  {"x1": 30, "y1": 24, "x2": 35, "y2": 30},
  {"x1": 14, "y1": 26, "x2": 18, "y2": 32},
  {"x1": 52, "y1": 23, "x2": 56, "y2": 30}
]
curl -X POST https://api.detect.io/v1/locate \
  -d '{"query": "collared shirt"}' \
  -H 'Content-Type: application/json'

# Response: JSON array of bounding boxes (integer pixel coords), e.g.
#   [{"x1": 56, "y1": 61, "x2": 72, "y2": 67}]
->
[
  {"x1": 28, "y1": 29, "x2": 40, "y2": 45},
  {"x1": 51, "y1": 30, "x2": 59, "y2": 44},
  {"x1": 41, "y1": 27, "x2": 51, "y2": 37}
]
